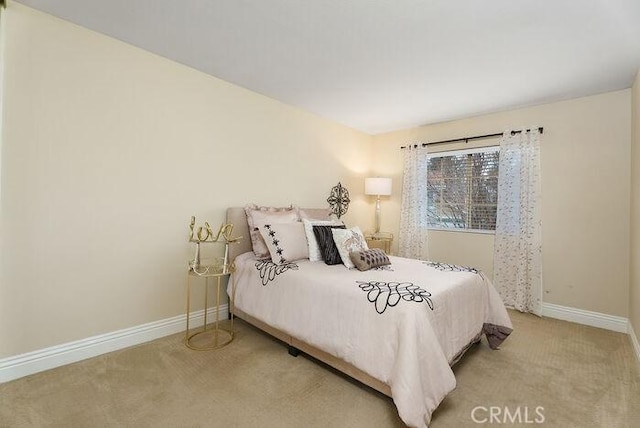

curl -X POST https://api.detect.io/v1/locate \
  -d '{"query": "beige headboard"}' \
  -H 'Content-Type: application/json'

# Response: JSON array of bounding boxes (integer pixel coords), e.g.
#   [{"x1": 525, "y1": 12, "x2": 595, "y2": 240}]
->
[
  {"x1": 225, "y1": 207, "x2": 334, "y2": 262},
  {"x1": 226, "y1": 207, "x2": 253, "y2": 262}
]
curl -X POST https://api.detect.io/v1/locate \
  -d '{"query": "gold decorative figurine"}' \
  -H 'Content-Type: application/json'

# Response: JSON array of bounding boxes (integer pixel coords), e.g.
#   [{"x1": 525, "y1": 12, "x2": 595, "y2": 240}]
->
[{"x1": 188, "y1": 216, "x2": 241, "y2": 274}]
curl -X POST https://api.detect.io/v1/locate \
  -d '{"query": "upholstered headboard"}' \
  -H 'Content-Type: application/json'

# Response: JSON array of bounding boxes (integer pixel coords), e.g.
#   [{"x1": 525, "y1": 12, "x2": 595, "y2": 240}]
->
[
  {"x1": 226, "y1": 207, "x2": 253, "y2": 262},
  {"x1": 225, "y1": 207, "x2": 334, "y2": 262}
]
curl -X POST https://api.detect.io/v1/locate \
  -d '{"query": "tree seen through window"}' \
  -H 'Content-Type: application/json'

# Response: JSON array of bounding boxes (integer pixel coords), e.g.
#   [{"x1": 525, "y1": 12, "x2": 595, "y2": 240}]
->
[{"x1": 426, "y1": 148, "x2": 499, "y2": 231}]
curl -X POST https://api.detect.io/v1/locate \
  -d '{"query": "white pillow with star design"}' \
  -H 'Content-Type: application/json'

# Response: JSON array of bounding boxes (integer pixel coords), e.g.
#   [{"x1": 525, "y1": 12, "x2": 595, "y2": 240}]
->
[{"x1": 258, "y1": 222, "x2": 309, "y2": 265}]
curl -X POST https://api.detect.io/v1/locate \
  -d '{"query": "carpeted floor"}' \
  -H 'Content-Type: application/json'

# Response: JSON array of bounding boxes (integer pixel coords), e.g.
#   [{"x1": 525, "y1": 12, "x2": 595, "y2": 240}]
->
[{"x1": 1, "y1": 311, "x2": 639, "y2": 427}]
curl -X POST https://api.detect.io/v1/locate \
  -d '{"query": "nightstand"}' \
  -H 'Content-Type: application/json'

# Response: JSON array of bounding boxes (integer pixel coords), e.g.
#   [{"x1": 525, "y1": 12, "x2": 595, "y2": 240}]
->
[
  {"x1": 365, "y1": 232, "x2": 393, "y2": 255},
  {"x1": 185, "y1": 242, "x2": 235, "y2": 351}
]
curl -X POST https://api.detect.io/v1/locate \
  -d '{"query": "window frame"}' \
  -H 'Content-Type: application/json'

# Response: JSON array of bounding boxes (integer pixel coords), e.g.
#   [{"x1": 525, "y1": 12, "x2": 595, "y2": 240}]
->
[{"x1": 425, "y1": 145, "x2": 500, "y2": 234}]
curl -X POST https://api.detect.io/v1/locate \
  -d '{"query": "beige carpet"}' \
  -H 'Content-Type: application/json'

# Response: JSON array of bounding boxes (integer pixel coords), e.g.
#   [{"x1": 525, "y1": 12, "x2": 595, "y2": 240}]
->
[{"x1": 1, "y1": 311, "x2": 639, "y2": 427}]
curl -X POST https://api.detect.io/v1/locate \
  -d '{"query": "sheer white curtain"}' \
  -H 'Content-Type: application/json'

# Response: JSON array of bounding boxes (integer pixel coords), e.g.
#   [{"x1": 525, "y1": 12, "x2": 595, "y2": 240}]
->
[
  {"x1": 398, "y1": 145, "x2": 429, "y2": 260},
  {"x1": 493, "y1": 128, "x2": 542, "y2": 315}
]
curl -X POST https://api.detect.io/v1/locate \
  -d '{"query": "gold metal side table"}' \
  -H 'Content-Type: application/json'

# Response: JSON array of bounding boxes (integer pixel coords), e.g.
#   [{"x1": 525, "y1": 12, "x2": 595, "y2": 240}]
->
[
  {"x1": 185, "y1": 259, "x2": 235, "y2": 351},
  {"x1": 365, "y1": 232, "x2": 393, "y2": 255}
]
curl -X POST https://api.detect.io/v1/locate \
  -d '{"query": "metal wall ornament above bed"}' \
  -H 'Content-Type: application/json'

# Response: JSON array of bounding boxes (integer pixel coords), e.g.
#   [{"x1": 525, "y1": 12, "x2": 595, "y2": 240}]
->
[{"x1": 327, "y1": 182, "x2": 350, "y2": 218}]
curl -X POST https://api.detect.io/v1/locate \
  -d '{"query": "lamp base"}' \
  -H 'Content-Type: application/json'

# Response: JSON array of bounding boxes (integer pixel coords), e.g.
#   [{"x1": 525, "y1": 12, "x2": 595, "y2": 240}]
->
[{"x1": 374, "y1": 196, "x2": 381, "y2": 235}]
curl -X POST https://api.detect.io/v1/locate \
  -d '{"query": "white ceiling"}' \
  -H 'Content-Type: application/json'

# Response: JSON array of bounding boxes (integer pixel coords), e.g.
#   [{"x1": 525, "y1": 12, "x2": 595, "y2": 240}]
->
[{"x1": 15, "y1": 0, "x2": 640, "y2": 135}]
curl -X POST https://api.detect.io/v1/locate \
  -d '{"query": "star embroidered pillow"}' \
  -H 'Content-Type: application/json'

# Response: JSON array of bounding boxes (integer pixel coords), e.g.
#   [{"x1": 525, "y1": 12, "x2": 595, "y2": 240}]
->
[
  {"x1": 259, "y1": 222, "x2": 309, "y2": 265},
  {"x1": 331, "y1": 226, "x2": 369, "y2": 269},
  {"x1": 245, "y1": 205, "x2": 299, "y2": 259}
]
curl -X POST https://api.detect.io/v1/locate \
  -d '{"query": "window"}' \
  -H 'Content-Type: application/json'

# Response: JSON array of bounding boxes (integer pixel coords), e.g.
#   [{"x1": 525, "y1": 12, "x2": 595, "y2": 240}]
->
[{"x1": 426, "y1": 146, "x2": 499, "y2": 232}]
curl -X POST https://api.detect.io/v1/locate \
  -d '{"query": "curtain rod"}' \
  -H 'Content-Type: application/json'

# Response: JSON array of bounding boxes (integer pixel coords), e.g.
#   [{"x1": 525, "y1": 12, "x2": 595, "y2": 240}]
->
[{"x1": 400, "y1": 127, "x2": 543, "y2": 149}]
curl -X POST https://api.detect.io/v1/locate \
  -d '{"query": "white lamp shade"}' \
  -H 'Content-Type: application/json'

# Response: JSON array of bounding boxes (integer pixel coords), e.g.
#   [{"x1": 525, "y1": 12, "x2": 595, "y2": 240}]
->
[{"x1": 365, "y1": 177, "x2": 392, "y2": 196}]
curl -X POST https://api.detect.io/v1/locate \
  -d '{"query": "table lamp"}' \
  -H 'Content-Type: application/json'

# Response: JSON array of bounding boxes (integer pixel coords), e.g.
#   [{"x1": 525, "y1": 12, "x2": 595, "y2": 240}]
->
[{"x1": 365, "y1": 177, "x2": 392, "y2": 236}]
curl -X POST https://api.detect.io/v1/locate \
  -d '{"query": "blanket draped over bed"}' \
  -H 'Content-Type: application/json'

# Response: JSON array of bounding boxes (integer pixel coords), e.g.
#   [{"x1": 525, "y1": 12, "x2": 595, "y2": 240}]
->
[{"x1": 230, "y1": 252, "x2": 512, "y2": 428}]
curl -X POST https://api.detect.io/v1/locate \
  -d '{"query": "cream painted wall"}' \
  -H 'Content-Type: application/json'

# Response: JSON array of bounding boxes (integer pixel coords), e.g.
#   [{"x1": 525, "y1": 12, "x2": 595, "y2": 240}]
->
[
  {"x1": 0, "y1": 4, "x2": 373, "y2": 357},
  {"x1": 630, "y1": 70, "x2": 640, "y2": 336},
  {"x1": 1, "y1": 2, "x2": 635, "y2": 361},
  {"x1": 372, "y1": 90, "x2": 632, "y2": 318}
]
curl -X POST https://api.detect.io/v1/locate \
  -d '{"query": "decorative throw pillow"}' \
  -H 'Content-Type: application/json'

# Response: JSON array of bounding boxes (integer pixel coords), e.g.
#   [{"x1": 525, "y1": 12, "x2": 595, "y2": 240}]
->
[
  {"x1": 350, "y1": 249, "x2": 391, "y2": 271},
  {"x1": 259, "y1": 222, "x2": 309, "y2": 265},
  {"x1": 312, "y1": 225, "x2": 346, "y2": 265},
  {"x1": 245, "y1": 204, "x2": 299, "y2": 259},
  {"x1": 331, "y1": 226, "x2": 369, "y2": 269},
  {"x1": 302, "y1": 218, "x2": 344, "y2": 262},
  {"x1": 299, "y1": 208, "x2": 336, "y2": 221}
]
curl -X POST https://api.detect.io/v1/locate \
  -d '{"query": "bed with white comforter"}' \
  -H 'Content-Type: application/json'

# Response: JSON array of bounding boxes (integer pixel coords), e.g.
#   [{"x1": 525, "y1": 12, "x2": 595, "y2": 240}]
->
[{"x1": 229, "y1": 251, "x2": 512, "y2": 427}]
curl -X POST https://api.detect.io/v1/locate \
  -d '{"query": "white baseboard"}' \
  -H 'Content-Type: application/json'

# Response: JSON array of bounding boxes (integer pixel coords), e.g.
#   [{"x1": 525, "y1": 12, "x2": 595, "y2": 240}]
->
[
  {"x1": 629, "y1": 323, "x2": 640, "y2": 363},
  {"x1": 2, "y1": 302, "x2": 635, "y2": 383},
  {"x1": 0, "y1": 305, "x2": 228, "y2": 384},
  {"x1": 541, "y1": 302, "x2": 628, "y2": 333},
  {"x1": 541, "y1": 303, "x2": 640, "y2": 362}
]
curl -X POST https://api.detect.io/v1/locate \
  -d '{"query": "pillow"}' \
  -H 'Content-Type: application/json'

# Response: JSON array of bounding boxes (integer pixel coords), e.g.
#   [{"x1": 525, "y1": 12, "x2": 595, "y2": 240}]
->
[
  {"x1": 299, "y1": 208, "x2": 335, "y2": 221},
  {"x1": 350, "y1": 248, "x2": 391, "y2": 271},
  {"x1": 245, "y1": 204, "x2": 299, "y2": 259},
  {"x1": 259, "y1": 223, "x2": 309, "y2": 265},
  {"x1": 302, "y1": 218, "x2": 344, "y2": 262},
  {"x1": 312, "y1": 225, "x2": 346, "y2": 265},
  {"x1": 331, "y1": 226, "x2": 369, "y2": 269}
]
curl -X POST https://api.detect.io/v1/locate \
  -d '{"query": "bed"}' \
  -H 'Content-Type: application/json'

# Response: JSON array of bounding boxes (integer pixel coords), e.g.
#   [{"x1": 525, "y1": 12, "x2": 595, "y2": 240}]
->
[{"x1": 226, "y1": 206, "x2": 512, "y2": 428}]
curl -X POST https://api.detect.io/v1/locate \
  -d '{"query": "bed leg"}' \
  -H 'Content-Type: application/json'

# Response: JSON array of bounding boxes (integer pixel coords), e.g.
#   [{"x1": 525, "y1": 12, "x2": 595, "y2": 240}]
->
[{"x1": 288, "y1": 345, "x2": 300, "y2": 357}]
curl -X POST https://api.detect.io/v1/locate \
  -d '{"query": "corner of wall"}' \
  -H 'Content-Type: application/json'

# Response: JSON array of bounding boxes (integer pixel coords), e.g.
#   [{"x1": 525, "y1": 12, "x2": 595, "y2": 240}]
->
[{"x1": 630, "y1": 68, "x2": 640, "y2": 351}]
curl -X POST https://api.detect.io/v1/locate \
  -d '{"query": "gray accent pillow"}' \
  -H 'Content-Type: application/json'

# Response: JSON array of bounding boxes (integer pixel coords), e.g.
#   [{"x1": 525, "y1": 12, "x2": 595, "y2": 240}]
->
[{"x1": 349, "y1": 248, "x2": 391, "y2": 271}]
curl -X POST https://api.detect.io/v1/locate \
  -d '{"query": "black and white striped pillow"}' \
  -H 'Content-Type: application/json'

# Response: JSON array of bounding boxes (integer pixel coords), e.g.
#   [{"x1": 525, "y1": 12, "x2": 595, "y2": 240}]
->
[{"x1": 312, "y1": 225, "x2": 347, "y2": 265}]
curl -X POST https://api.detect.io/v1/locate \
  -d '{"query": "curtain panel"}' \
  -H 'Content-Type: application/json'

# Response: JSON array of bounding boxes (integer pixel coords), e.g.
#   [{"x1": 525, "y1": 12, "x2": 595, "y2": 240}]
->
[
  {"x1": 399, "y1": 146, "x2": 429, "y2": 260},
  {"x1": 493, "y1": 128, "x2": 542, "y2": 315}
]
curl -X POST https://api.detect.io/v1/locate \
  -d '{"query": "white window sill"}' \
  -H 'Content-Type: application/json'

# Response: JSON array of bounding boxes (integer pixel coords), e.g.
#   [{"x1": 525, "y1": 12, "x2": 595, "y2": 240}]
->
[{"x1": 427, "y1": 227, "x2": 495, "y2": 235}]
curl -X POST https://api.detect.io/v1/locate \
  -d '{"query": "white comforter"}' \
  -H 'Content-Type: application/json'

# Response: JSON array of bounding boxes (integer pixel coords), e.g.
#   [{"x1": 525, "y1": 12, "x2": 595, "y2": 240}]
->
[{"x1": 229, "y1": 253, "x2": 512, "y2": 427}]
